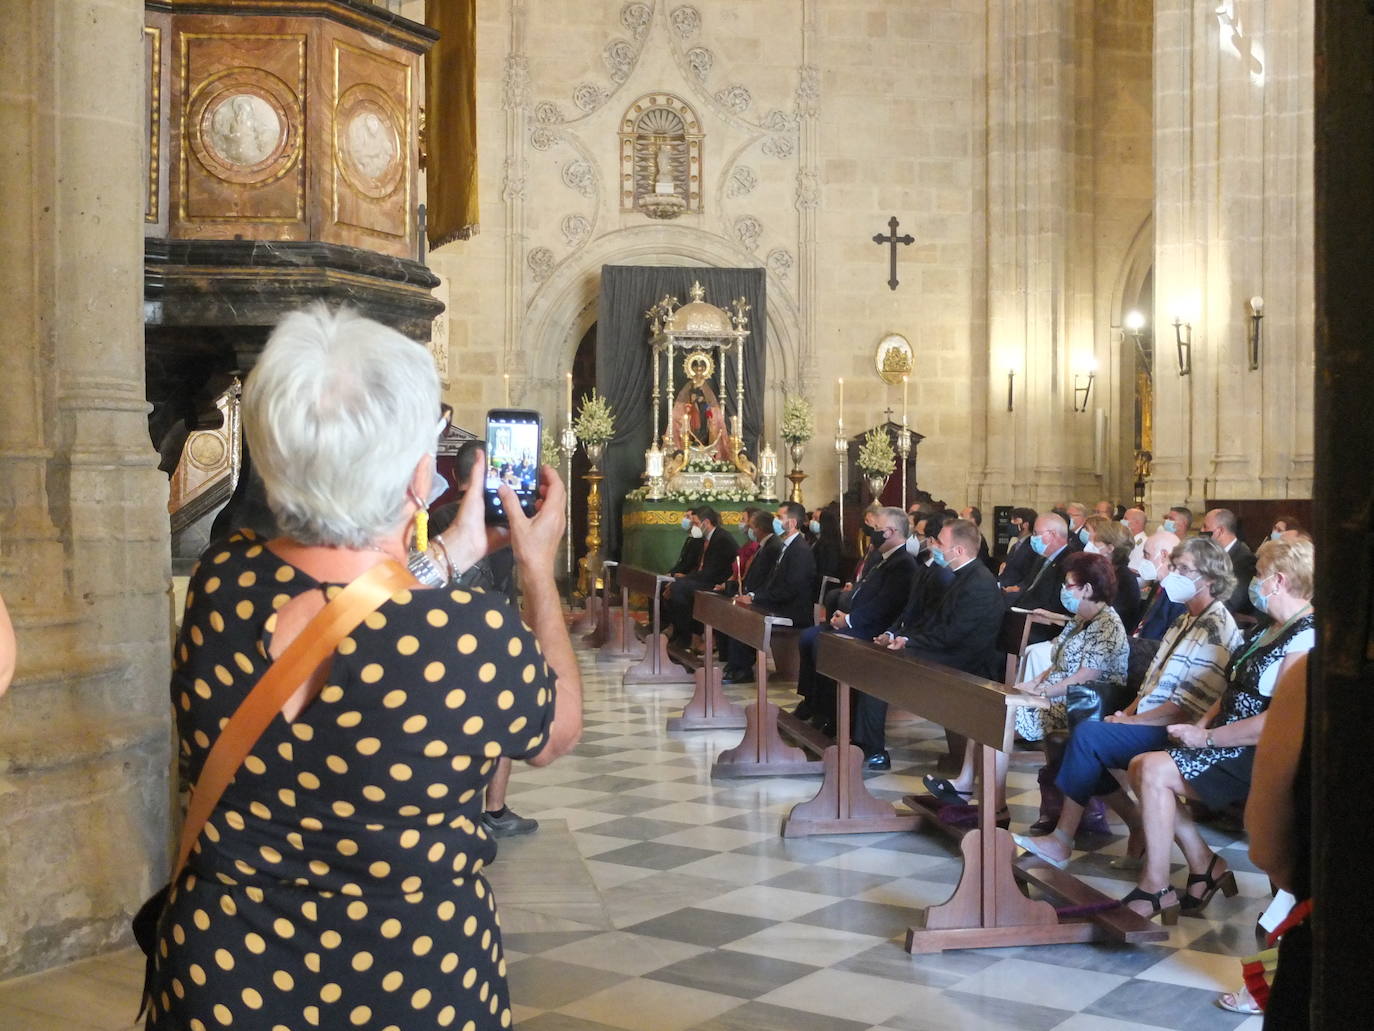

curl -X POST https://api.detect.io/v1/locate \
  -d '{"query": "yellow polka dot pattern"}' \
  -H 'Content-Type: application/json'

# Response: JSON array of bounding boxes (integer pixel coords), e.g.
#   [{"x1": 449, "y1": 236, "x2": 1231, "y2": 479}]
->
[{"x1": 151, "y1": 531, "x2": 550, "y2": 1030}]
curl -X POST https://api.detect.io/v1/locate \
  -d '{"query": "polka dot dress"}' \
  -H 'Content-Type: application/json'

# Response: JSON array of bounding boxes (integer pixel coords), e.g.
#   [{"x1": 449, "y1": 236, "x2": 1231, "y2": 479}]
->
[{"x1": 148, "y1": 531, "x2": 555, "y2": 1031}]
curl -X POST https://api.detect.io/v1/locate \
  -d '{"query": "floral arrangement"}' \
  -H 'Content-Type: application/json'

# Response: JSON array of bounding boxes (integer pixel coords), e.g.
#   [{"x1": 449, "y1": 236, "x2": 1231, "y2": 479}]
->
[
  {"x1": 626, "y1": 485, "x2": 757, "y2": 504},
  {"x1": 540, "y1": 432, "x2": 562, "y2": 468},
  {"x1": 856, "y1": 427, "x2": 895, "y2": 476},
  {"x1": 780, "y1": 394, "x2": 814, "y2": 444},
  {"x1": 683, "y1": 458, "x2": 735, "y2": 473},
  {"x1": 573, "y1": 390, "x2": 615, "y2": 444}
]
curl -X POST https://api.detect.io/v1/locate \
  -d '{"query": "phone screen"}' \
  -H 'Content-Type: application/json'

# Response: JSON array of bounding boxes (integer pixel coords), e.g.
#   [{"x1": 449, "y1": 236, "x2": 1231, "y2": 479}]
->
[{"x1": 484, "y1": 409, "x2": 542, "y2": 523}]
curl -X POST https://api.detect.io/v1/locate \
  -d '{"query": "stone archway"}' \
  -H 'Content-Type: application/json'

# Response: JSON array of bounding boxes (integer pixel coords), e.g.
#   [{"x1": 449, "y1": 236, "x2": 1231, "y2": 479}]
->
[{"x1": 519, "y1": 225, "x2": 805, "y2": 437}]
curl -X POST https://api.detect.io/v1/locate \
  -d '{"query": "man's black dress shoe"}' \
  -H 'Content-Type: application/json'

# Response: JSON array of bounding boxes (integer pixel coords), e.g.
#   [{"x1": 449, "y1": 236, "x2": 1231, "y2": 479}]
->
[
  {"x1": 722, "y1": 668, "x2": 754, "y2": 684},
  {"x1": 792, "y1": 700, "x2": 815, "y2": 721},
  {"x1": 863, "y1": 751, "x2": 891, "y2": 771}
]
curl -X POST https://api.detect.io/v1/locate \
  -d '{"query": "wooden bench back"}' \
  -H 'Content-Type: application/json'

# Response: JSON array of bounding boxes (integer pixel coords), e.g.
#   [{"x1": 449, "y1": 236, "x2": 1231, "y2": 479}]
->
[
  {"x1": 816, "y1": 633, "x2": 1015, "y2": 751},
  {"x1": 617, "y1": 564, "x2": 663, "y2": 598},
  {"x1": 692, "y1": 590, "x2": 793, "y2": 652}
]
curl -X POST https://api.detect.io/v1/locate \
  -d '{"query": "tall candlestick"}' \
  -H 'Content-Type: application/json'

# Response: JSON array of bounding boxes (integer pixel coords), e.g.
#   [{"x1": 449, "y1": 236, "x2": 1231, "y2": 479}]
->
[
  {"x1": 837, "y1": 377, "x2": 844, "y2": 431},
  {"x1": 565, "y1": 371, "x2": 573, "y2": 424},
  {"x1": 503, "y1": 374, "x2": 510, "y2": 407},
  {"x1": 902, "y1": 374, "x2": 908, "y2": 426}
]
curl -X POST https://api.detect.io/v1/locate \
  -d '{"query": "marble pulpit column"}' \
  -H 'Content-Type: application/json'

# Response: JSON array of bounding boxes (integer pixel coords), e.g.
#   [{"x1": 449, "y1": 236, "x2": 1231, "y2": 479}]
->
[{"x1": 0, "y1": 0, "x2": 172, "y2": 979}]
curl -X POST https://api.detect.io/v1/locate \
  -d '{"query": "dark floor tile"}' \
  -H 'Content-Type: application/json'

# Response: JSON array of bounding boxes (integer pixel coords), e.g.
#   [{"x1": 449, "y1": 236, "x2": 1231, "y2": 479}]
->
[
  {"x1": 625, "y1": 907, "x2": 776, "y2": 948},
  {"x1": 758, "y1": 865, "x2": 897, "y2": 898},
  {"x1": 580, "y1": 793, "x2": 673, "y2": 816},
  {"x1": 731, "y1": 837, "x2": 857, "y2": 863},
  {"x1": 646, "y1": 950, "x2": 818, "y2": 999},
  {"x1": 566, "y1": 774, "x2": 660, "y2": 793},
  {"x1": 972, "y1": 940, "x2": 1176, "y2": 976},
  {"x1": 1186, "y1": 922, "x2": 1268, "y2": 957},
  {"x1": 860, "y1": 831, "x2": 960, "y2": 858},
  {"x1": 505, "y1": 956, "x2": 628, "y2": 1009},
  {"x1": 1086, "y1": 978, "x2": 1250, "y2": 1030},
  {"x1": 708, "y1": 811, "x2": 779, "y2": 833},
  {"x1": 568, "y1": 743, "x2": 629, "y2": 758},
  {"x1": 591, "y1": 841, "x2": 720, "y2": 870},
  {"x1": 687, "y1": 999, "x2": 872, "y2": 1031},
  {"x1": 792, "y1": 899, "x2": 925, "y2": 939},
  {"x1": 832, "y1": 941, "x2": 997, "y2": 987},
  {"x1": 579, "y1": 815, "x2": 695, "y2": 840}
]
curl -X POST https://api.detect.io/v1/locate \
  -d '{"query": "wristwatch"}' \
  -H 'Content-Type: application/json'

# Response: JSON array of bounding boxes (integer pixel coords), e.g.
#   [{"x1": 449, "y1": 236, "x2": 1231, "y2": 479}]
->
[{"x1": 1205, "y1": 733, "x2": 1215, "y2": 748}]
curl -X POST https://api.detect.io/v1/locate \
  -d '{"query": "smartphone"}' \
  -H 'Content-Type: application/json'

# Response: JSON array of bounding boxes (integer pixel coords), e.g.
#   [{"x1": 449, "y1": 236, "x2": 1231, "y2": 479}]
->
[{"x1": 483, "y1": 409, "x2": 542, "y2": 524}]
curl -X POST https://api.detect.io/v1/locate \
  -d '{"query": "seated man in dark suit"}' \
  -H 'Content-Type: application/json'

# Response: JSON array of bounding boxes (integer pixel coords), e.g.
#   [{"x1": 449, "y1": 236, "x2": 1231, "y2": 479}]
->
[
  {"x1": 664, "y1": 505, "x2": 739, "y2": 648},
  {"x1": 1131, "y1": 529, "x2": 1185, "y2": 640},
  {"x1": 822, "y1": 505, "x2": 884, "y2": 618},
  {"x1": 731, "y1": 501, "x2": 817, "y2": 672},
  {"x1": 792, "y1": 508, "x2": 915, "y2": 744},
  {"x1": 880, "y1": 515, "x2": 954, "y2": 645},
  {"x1": 720, "y1": 510, "x2": 783, "y2": 680},
  {"x1": 1004, "y1": 513, "x2": 1073, "y2": 643},
  {"x1": 959, "y1": 505, "x2": 995, "y2": 570},
  {"x1": 667, "y1": 507, "x2": 706, "y2": 577},
  {"x1": 1203, "y1": 507, "x2": 1256, "y2": 614},
  {"x1": 998, "y1": 506, "x2": 1040, "y2": 588}
]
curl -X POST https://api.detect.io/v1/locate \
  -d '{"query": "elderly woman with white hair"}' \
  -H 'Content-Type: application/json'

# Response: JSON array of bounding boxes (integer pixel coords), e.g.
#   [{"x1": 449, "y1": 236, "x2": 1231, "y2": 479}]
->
[{"x1": 144, "y1": 306, "x2": 582, "y2": 1030}]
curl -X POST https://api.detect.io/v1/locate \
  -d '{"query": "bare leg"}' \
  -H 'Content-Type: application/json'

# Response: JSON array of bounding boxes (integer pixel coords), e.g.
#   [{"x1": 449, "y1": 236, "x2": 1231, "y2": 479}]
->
[
  {"x1": 1102, "y1": 788, "x2": 1144, "y2": 853},
  {"x1": 1124, "y1": 752, "x2": 1186, "y2": 916},
  {"x1": 946, "y1": 740, "x2": 1009, "y2": 809},
  {"x1": 485, "y1": 756, "x2": 513, "y2": 812}
]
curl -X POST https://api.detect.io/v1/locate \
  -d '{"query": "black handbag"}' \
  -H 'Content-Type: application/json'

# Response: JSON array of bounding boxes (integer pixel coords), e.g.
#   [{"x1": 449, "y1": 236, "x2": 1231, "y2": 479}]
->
[{"x1": 1064, "y1": 678, "x2": 1135, "y2": 728}]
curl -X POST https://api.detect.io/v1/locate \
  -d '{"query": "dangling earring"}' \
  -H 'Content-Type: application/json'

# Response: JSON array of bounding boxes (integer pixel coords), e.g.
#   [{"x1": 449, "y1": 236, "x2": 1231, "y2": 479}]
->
[{"x1": 409, "y1": 489, "x2": 429, "y2": 552}]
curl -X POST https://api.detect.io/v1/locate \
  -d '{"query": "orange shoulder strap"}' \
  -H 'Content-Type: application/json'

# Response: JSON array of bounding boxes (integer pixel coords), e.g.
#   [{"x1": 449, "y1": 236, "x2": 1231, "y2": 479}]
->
[{"x1": 172, "y1": 560, "x2": 417, "y2": 877}]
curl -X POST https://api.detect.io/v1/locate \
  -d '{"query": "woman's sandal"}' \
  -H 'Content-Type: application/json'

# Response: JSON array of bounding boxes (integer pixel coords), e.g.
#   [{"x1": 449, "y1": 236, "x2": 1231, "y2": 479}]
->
[
  {"x1": 1179, "y1": 853, "x2": 1239, "y2": 914},
  {"x1": 922, "y1": 774, "x2": 973, "y2": 806},
  {"x1": 1216, "y1": 986, "x2": 1263, "y2": 1015},
  {"x1": 1120, "y1": 884, "x2": 1181, "y2": 925}
]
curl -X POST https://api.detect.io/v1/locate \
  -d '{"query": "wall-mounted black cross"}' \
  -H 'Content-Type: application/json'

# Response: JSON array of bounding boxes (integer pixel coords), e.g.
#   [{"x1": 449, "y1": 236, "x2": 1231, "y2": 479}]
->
[{"x1": 872, "y1": 216, "x2": 914, "y2": 291}]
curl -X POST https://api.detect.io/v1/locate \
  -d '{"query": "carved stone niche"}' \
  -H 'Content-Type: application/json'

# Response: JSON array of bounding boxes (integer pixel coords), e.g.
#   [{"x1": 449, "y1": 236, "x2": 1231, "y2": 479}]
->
[{"x1": 619, "y1": 93, "x2": 703, "y2": 217}]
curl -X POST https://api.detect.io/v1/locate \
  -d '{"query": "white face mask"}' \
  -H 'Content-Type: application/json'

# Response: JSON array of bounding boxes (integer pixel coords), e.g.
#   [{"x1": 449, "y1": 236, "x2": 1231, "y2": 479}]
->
[
  {"x1": 1132, "y1": 557, "x2": 1158, "y2": 583},
  {"x1": 1090, "y1": 541, "x2": 1112, "y2": 558},
  {"x1": 689, "y1": 525, "x2": 704, "y2": 539},
  {"x1": 904, "y1": 535, "x2": 924, "y2": 557},
  {"x1": 1160, "y1": 571, "x2": 1200, "y2": 604}
]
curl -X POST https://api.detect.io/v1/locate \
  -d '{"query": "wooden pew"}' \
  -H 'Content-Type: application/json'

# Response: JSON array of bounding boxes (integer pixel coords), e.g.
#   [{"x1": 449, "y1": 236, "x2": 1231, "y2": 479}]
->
[
  {"x1": 581, "y1": 559, "x2": 615, "y2": 648},
  {"x1": 690, "y1": 593, "x2": 822, "y2": 777},
  {"x1": 998, "y1": 606, "x2": 1070, "y2": 687},
  {"x1": 784, "y1": 633, "x2": 1169, "y2": 954},
  {"x1": 587, "y1": 561, "x2": 640, "y2": 661},
  {"x1": 619, "y1": 565, "x2": 694, "y2": 685},
  {"x1": 665, "y1": 590, "x2": 748, "y2": 732}
]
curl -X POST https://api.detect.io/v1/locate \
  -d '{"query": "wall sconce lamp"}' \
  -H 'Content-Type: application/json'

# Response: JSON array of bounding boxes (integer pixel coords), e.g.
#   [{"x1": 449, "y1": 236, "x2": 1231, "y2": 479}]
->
[
  {"x1": 1006, "y1": 369, "x2": 1016, "y2": 412},
  {"x1": 1173, "y1": 317, "x2": 1192, "y2": 376},
  {"x1": 1072, "y1": 361, "x2": 1096, "y2": 413},
  {"x1": 1247, "y1": 296, "x2": 1264, "y2": 370}
]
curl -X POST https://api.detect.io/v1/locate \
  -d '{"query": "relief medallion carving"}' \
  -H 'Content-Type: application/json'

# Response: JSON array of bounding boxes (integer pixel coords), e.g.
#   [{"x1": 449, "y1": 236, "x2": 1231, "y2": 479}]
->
[
  {"x1": 734, "y1": 215, "x2": 763, "y2": 252},
  {"x1": 528, "y1": 247, "x2": 556, "y2": 282},
  {"x1": 714, "y1": 85, "x2": 752, "y2": 114},
  {"x1": 671, "y1": 6, "x2": 701, "y2": 39},
  {"x1": 725, "y1": 165, "x2": 757, "y2": 198},
  {"x1": 621, "y1": 3, "x2": 652, "y2": 40},
  {"x1": 187, "y1": 69, "x2": 300, "y2": 186},
  {"x1": 687, "y1": 47, "x2": 713, "y2": 81},
  {"x1": 335, "y1": 85, "x2": 404, "y2": 200}
]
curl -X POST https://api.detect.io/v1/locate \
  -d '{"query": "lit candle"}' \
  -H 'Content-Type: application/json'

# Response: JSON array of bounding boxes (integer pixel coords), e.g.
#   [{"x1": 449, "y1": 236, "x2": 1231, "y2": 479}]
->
[
  {"x1": 902, "y1": 374, "x2": 909, "y2": 426},
  {"x1": 565, "y1": 372, "x2": 573, "y2": 423},
  {"x1": 503, "y1": 374, "x2": 510, "y2": 407},
  {"x1": 837, "y1": 378, "x2": 844, "y2": 431}
]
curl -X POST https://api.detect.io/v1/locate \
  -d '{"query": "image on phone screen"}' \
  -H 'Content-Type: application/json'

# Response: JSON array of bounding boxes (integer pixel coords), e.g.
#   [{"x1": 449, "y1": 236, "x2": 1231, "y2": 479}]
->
[{"x1": 484, "y1": 410, "x2": 541, "y2": 522}]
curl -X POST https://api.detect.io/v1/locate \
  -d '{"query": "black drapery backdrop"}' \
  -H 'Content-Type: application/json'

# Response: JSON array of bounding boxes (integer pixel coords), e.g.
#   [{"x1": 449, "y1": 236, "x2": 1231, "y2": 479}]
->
[{"x1": 596, "y1": 265, "x2": 766, "y2": 560}]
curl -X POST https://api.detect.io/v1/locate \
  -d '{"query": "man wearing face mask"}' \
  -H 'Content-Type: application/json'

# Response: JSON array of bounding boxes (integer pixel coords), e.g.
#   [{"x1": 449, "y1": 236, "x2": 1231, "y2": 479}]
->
[
  {"x1": 864, "y1": 519, "x2": 1003, "y2": 767},
  {"x1": 791, "y1": 508, "x2": 914, "y2": 737},
  {"x1": 1161, "y1": 505, "x2": 1193, "y2": 538},
  {"x1": 880, "y1": 512, "x2": 956, "y2": 644},
  {"x1": 1130, "y1": 529, "x2": 1185, "y2": 641},
  {"x1": 667, "y1": 508, "x2": 707, "y2": 578},
  {"x1": 823, "y1": 506, "x2": 886, "y2": 618},
  {"x1": 1064, "y1": 502, "x2": 1090, "y2": 553},
  {"x1": 998, "y1": 507, "x2": 1040, "y2": 588},
  {"x1": 664, "y1": 506, "x2": 739, "y2": 649},
  {"x1": 735, "y1": 504, "x2": 816, "y2": 661},
  {"x1": 719, "y1": 511, "x2": 784, "y2": 681},
  {"x1": 1202, "y1": 508, "x2": 1256, "y2": 614},
  {"x1": 1005, "y1": 513, "x2": 1074, "y2": 643},
  {"x1": 1122, "y1": 507, "x2": 1148, "y2": 565}
]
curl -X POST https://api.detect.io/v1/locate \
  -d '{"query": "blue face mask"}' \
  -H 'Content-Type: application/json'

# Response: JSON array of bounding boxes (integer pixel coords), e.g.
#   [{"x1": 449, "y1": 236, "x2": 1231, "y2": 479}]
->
[
  {"x1": 1078, "y1": 526, "x2": 1091, "y2": 545},
  {"x1": 1162, "y1": 519, "x2": 1177, "y2": 534},
  {"x1": 1248, "y1": 574, "x2": 1273, "y2": 613},
  {"x1": 773, "y1": 517, "x2": 785, "y2": 536},
  {"x1": 809, "y1": 519, "x2": 821, "y2": 535},
  {"x1": 681, "y1": 516, "x2": 693, "y2": 532},
  {"x1": 930, "y1": 547, "x2": 949, "y2": 567},
  {"x1": 1270, "y1": 529, "x2": 1283, "y2": 541},
  {"x1": 746, "y1": 528, "x2": 757, "y2": 542},
  {"x1": 1029, "y1": 533, "x2": 1047, "y2": 556},
  {"x1": 1060, "y1": 585, "x2": 1082, "y2": 614}
]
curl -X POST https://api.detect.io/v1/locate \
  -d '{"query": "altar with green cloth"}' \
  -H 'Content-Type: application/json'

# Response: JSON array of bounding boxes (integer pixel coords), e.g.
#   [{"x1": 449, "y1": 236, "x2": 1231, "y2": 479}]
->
[{"x1": 619, "y1": 499, "x2": 754, "y2": 574}]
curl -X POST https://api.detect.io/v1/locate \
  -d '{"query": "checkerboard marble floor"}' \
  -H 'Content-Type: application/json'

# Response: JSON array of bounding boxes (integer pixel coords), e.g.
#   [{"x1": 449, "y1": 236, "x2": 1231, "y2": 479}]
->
[{"x1": 0, "y1": 641, "x2": 1270, "y2": 1030}]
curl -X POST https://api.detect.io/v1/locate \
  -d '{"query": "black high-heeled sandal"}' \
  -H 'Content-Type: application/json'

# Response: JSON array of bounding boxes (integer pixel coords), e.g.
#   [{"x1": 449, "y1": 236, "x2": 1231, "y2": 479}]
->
[
  {"x1": 1179, "y1": 853, "x2": 1238, "y2": 914},
  {"x1": 1120, "y1": 885, "x2": 1180, "y2": 925}
]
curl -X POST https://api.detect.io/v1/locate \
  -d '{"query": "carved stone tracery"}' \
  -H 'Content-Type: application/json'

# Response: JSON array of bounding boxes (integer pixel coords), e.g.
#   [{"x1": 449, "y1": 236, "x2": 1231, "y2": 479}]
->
[{"x1": 619, "y1": 93, "x2": 703, "y2": 216}]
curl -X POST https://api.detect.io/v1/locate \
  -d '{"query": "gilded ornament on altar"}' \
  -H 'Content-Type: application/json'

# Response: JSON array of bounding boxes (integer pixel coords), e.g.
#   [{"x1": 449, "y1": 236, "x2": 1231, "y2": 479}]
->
[{"x1": 874, "y1": 332, "x2": 913, "y2": 385}]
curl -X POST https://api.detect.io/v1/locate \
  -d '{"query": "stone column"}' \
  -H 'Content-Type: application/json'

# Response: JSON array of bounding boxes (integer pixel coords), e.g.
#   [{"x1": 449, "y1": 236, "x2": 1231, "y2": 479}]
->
[
  {"x1": 0, "y1": 0, "x2": 171, "y2": 978},
  {"x1": 1150, "y1": 0, "x2": 1314, "y2": 517}
]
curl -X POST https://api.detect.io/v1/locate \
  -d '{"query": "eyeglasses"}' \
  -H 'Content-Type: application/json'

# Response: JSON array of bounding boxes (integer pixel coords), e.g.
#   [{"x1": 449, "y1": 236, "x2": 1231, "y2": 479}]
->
[{"x1": 1167, "y1": 562, "x2": 1202, "y2": 581}]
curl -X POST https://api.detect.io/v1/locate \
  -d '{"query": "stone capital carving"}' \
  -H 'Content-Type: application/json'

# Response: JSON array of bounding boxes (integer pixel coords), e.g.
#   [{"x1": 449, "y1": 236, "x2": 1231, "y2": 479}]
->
[{"x1": 795, "y1": 64, "x2": 820, "y2": 117}]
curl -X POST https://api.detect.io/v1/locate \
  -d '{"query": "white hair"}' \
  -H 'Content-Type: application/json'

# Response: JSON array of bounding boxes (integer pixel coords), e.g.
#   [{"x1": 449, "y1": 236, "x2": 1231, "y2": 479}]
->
[{"x1": 243, "y1": 305, "x2": 439, "y2": 548}]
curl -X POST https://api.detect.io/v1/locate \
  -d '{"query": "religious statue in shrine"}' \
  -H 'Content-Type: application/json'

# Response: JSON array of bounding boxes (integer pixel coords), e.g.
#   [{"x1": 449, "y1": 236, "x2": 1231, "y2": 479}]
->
[{"x1": 670, "y1": 351, "x2": 732, "y2": 462}]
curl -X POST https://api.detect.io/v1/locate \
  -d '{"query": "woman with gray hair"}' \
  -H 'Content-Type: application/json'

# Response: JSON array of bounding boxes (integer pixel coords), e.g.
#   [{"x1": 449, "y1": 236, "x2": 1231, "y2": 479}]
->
[
  {"x1": 1014, "y1": 536, "x2": 1241, "y2": 919},
  {"x1": 146, "y1": 306, "x2": 581, "y2": 1030}
]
